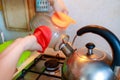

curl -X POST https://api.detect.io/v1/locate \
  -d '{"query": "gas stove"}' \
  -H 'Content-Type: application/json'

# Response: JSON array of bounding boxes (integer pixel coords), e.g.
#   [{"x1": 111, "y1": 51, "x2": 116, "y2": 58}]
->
[{"x1": 16, "y1": 54, "x2": 66, "y2": 80}]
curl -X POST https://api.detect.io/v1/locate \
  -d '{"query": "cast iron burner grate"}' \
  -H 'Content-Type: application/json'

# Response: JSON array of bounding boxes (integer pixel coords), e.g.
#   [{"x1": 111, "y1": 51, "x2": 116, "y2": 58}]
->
[
  {"x1": 45, "y1": 59, "x2": 59, "y2": 71},
  {"x1": 16, "y1": 54, "x2": 65, "y2": 80}
]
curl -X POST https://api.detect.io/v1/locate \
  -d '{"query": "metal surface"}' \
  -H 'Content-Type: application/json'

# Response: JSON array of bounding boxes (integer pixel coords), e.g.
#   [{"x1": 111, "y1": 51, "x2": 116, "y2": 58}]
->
[
  {"x1": 114, "y1": 66, "x2": 120, "y2": 80},
  {"x1": 62, "y1": 48, "x2": 113, "y2": 80},
  {"x1": 17, "y1": 54, "x2": 65, "y2": 80},
  {"x1": 61, "y1": 25, "x2": 120, "y2": 80},
  {"x1": 0, "y1": 29, "x2": 4, "y2": 43},
  {"x1": 62, "y1": 61, "x2": 116, "y2": 80},
  {"x1": 77, "y1": 25, "x2": 120, "y2": 69},
  {"x1": 59, "y1": 42, "x2": 75, "y2": 57}
]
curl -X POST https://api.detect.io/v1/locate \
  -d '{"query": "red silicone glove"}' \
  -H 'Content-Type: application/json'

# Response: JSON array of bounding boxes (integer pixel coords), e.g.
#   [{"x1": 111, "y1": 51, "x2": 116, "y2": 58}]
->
[{"x1": 33, "y1": 26, "x2": 52, "y2": 53}]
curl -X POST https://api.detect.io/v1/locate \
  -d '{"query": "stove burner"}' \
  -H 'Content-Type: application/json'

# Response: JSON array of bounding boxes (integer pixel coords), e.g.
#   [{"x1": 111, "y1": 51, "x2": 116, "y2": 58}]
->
[
  {"x1": 16, "y1": 54, "x2": 66, "y2": 80},
  {"x1": 44, "y1": 59, "x2": 59, "y2": 71}
]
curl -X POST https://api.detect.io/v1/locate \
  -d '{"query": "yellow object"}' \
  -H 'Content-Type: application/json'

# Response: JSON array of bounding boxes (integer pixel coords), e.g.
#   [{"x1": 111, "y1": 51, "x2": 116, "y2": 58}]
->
[
  {"x1": 0, "y1": 1, "x2": 2, "y2": 10},
  {"x1": 51, "y1": 12, "x2": 76, "y2": 29}
]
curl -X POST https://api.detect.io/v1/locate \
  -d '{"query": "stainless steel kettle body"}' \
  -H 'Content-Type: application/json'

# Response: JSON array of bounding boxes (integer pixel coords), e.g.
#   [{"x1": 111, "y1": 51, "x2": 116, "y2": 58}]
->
[{"x1": 61, "y1": 25, "x2": 120, "y2": 80}]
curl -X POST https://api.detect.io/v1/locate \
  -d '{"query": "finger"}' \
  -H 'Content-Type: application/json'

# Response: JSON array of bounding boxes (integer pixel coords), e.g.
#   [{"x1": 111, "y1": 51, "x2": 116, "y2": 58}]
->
[{"x1": 50, "y1": 0, "x2": 68, "y2": 14}]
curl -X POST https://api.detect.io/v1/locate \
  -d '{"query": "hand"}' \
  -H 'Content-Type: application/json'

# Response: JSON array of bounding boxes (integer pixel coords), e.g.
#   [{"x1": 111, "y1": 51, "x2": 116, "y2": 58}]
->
[
  {"x1": 18, "y1": 35, "x2": 42, "y2": 51},
  {"x1": 49, "y1": 0, "x2": 68, "y2": 14}
]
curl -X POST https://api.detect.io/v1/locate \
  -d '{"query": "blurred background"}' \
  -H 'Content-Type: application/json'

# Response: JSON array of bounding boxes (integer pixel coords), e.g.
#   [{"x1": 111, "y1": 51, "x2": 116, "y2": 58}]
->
[{"x1": 0, "y1": 0, "x2": 120, "y2": 56}]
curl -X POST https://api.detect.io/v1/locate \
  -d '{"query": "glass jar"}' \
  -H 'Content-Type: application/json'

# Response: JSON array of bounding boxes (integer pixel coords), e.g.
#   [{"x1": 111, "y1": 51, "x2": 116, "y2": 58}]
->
[{"x1": 30, "y1": 12, "x2": 70, "y2": 51}]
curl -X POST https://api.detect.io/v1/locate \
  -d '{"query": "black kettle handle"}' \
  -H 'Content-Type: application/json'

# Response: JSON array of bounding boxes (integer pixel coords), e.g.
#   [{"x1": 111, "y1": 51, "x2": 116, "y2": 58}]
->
[{"x1": 77, "y1": 25, "x2": 120, "y2": 70}]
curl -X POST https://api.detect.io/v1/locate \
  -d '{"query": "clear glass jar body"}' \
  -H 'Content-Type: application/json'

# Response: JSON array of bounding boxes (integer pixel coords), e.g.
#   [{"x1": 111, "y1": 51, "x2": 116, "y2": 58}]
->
[{"x1": 30, "y1": 13, "x2": 69, "y2": 51}]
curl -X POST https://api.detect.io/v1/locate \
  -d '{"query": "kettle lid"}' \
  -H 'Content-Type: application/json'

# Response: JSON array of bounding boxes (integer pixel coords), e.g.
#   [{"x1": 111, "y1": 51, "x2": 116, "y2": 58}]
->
[{"x1": 77, "y1": 42, "x2": 106, "y2": 61}]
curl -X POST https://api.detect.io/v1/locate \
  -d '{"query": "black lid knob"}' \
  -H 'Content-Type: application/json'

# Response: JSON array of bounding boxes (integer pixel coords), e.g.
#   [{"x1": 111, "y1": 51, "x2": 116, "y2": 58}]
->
[
  {"x1": 86, "y1": 43, "x2": 95, "y2": 55},
  {"x1": 86, "y1": 42, "x2": 95, "y2": 49}
]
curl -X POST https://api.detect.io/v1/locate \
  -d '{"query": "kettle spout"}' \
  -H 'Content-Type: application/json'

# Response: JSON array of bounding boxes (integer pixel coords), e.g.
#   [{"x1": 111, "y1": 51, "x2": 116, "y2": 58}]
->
[
  {"x1": 59, "y1": 42, "x2": 76, "y2": 57},
  {"x1": 77, "y1": 25, "x2": 120, "y2": 70}
]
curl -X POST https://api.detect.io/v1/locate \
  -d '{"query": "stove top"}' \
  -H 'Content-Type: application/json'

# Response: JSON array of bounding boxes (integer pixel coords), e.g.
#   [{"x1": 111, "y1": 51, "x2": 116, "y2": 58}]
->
[{"x1": 16, "y1": 54, "x2": 65, "y2": 80}]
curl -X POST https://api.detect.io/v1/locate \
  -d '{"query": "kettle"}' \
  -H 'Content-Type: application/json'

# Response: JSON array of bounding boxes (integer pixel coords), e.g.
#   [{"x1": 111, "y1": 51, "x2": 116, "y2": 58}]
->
[{"x1": 59, "y1": 25, "x2": 120, "y2": 80}]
